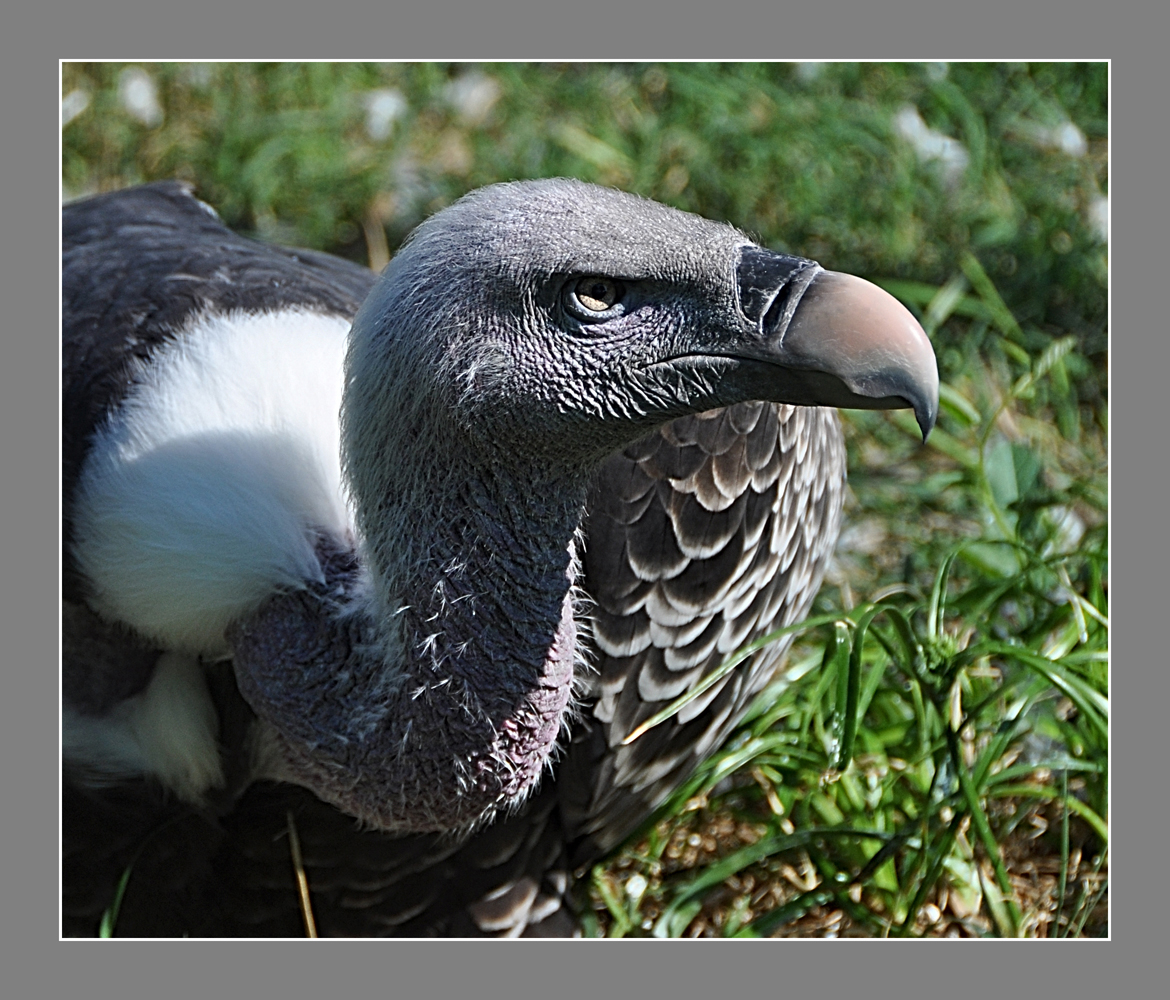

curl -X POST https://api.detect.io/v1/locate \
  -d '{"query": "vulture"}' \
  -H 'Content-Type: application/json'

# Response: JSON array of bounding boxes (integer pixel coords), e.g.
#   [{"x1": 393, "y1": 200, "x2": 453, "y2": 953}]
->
[{"x1": 62, "y1": 179, "x2": 937, "y2": 937}]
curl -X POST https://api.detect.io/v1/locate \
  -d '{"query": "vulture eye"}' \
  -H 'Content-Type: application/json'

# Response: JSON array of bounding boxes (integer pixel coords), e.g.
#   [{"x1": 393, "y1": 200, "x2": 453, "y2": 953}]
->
[{"x1": 566, "y1": 276, "x2": 624, "y2": 319}]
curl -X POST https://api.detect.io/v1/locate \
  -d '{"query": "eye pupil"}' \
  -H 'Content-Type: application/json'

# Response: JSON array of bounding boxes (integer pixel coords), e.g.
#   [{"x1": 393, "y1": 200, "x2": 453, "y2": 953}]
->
[{"x1": 573, "y1": 277, "x2": 619, "y2": 313}]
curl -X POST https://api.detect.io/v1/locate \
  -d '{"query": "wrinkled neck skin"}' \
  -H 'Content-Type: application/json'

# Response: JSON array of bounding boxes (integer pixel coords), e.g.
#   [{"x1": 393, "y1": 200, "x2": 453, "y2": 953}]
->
[{"x1": 229, "y1": 423, "x2": 589, "y2": 835}]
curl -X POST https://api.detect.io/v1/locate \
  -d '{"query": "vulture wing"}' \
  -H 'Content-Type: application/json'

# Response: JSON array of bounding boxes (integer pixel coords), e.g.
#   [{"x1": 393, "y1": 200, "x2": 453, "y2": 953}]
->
[{"x1": 562, "y1": 403, "x2": 844, "y2": 862}]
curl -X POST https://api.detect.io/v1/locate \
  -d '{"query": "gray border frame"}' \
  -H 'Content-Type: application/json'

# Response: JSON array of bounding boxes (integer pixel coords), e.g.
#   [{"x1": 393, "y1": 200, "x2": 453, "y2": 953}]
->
[{"x1": 6, "y1": 2, "x2": 1156, "y2": 997}]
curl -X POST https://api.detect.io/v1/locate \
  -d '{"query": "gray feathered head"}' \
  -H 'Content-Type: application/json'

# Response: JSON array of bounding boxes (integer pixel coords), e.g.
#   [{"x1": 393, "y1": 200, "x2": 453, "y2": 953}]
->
[{"x1": 344, "y1": 178, "x2": 937, "y2": 479}]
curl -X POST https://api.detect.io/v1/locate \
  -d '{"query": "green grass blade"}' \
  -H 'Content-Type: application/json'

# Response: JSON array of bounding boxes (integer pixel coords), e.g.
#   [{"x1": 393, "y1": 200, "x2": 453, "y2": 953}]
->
[
  {"x1": 733, "y1": 887, "x2": 836, "y2": 938},
  {"x1": 986, "y1": 784, "x2": 1108, "y2": 844},
  {"x1": 960, "y1": 251, "x2": 1025, "y2": 343},
  {"x1": 835, "y1": 608, "x2": 880, "y2": 770},
  {"x1": 1057, "y1": 770, "x2": 1070, "y2": 937},
  {"x1": 896, "y1": 810, "x2": 964, "y2": 937},
  {"x1": 927, "y1": 550, "x2": 962, "y2": 639},
  {"x1": 98, "y1": 864, "x2": 134, "y2": 939},
  {"x1": 981, "y1": 644, "x2": 1108, "y2": 738},
  {"x1": 948, "y1": 728, "x2": 1021, "y2": 936},
  {"x1": 590, "y1": 866, "x2": 631, "y2": 938}
]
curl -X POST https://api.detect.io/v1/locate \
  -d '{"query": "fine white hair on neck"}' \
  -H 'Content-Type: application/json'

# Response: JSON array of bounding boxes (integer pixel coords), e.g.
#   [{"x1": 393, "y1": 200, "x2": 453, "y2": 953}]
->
[
  {"x1": 71, "y1": 308, "x2": 355, "y2": 655},
  {"x1": 63, "y1": 651, "x2": 224, "y2": 802}
]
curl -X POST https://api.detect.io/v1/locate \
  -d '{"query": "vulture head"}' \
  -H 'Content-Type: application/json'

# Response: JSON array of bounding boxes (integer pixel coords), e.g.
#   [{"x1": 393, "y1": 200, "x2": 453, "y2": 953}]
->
[
  {"x1": 347, "y1": 179, "x2": 935, "y2": 475},
  {"x1": 67, "y1": 178, "x2": 936, "y2": 848}
]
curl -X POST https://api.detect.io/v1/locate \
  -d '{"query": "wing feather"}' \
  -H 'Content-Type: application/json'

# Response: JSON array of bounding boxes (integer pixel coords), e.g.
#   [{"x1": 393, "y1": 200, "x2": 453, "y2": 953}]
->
[{"x1": 569, "y1": 402, "x2": 845, "y2": 858}]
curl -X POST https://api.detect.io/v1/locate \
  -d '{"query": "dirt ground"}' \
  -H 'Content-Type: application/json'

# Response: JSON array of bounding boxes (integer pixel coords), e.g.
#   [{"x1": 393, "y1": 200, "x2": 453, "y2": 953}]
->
[{"x1": 591, "y1": 795, "x2": 1108, "y2": 939}]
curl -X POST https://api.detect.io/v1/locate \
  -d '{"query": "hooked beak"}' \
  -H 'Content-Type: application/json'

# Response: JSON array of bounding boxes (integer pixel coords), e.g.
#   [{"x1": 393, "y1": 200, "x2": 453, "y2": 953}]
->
[{"x1": 737, "y1": 248, "x2": 939, "y2": 439}]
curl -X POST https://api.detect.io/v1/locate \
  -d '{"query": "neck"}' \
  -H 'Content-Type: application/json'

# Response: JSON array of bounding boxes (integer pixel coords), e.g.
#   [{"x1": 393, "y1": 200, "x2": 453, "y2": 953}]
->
[{"x1": 229, "y1": 442, "x2": 587, "y2": 834}]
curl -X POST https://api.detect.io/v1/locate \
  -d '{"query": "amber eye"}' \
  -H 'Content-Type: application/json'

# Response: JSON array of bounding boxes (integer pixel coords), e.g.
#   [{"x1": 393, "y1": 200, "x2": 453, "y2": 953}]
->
[{"x1": 569, "y1": 276, "x2": 622, "y2": 315}]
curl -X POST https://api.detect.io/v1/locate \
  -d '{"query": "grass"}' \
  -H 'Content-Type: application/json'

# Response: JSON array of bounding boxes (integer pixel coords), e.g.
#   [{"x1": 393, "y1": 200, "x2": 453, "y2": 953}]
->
[{"x1": 62, "y1": 61, "x2": 1107, "y2": 938}]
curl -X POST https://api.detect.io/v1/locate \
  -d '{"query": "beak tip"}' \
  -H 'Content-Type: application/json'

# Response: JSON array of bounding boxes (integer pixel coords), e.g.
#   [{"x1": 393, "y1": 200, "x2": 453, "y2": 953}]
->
[
  {"x1": 917, "y1": 405, "x2": 936, "y2": 442},
  {"x1": 915, "y1": 351, "x2": 940, "y2": 442}
]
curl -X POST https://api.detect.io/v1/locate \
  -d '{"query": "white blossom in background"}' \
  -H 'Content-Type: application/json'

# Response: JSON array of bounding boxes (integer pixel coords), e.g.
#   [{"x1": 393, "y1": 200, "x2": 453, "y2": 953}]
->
[
  {"x1": 390, "y1": 154, "x2": 425, "y2": 219},
  {"x1": 1089, "y1": 195, "x2": 1109, "y2": 243},
  {"x1": 924, "y1": 62, "x2": 949, "y2": 82},
  {"x1": 794, "y1": 61, "x2": 824, "y2": 84},
  {"x1": 61, "y1": 89, "x2": 90, "y2": 128},
  {"x1": 363, "y1": 88, "x2": 407, "y2": 142},
  {"x1": 1051, "y1": 121, "x2": 1088, "y2": 158},
  {"x1": 444, "y1": 70, "x2": 501, "y2": 125},
  {"x1": 1015, "y1": 119, "x2": 1088, "y2": 158},
  {"x1": 181, "y1": 63, "x2": 214, "y2": 89},
  {"x1": 894, "y1": 104, "x2": 969, "y2": 184},
  {"x1": 119, "y1": 67, "x2": 163, "y2": 127}
]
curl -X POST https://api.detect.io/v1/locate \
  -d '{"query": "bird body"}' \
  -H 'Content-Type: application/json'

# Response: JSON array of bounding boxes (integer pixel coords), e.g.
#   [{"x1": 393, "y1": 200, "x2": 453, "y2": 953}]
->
[{"x1": 62, "y1": 180, "x2": 936, "y2": 935}]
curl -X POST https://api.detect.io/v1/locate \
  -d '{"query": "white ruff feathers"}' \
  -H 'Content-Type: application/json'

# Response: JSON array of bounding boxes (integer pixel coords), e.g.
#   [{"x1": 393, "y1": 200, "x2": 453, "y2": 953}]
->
[
  {"x1": 72, "y1": 309, "x2": 354, "y2": 655},
  {"x1": 63, "y1": 651, "x2": 224, "y2": 801}
]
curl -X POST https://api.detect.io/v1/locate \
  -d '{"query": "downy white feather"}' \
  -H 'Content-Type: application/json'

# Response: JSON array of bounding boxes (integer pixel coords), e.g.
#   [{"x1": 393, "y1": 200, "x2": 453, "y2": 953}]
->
[
  {"x1": 63, "y1": 651, "x2": 224, "y2": 801},
  {"x1": 71, "y1": 309, "x2": 354, "y2": 655}
]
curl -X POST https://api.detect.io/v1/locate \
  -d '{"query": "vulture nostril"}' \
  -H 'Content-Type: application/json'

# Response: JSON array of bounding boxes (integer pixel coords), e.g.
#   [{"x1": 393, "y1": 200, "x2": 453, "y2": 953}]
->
[
  {"x1": 761, "y1": 285, "x2": 793, "y2": 335},
  {"x1": 735, "y1": 245, "x2": 819, "y2": 331}
]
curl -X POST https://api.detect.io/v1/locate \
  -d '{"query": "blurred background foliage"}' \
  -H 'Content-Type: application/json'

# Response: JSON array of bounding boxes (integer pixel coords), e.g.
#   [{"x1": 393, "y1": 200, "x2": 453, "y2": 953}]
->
[{"x1": 63, "y1": 62, "x2": 1108, "y2": 938}]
